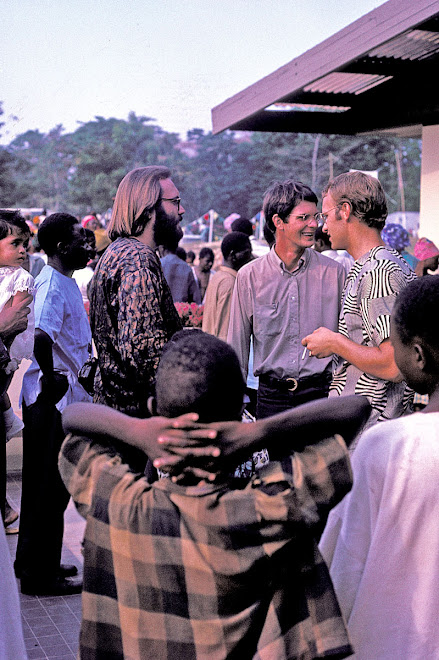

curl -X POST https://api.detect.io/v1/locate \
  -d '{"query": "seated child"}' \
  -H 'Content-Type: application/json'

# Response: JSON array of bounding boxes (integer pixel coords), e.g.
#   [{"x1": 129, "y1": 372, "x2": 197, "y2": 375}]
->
[
  {"x1": 61, "y1": 329, "x2": 370, "y2": 660},
  {"x1": 320, "y1": 275, "x2": 439, "y2": 659}
]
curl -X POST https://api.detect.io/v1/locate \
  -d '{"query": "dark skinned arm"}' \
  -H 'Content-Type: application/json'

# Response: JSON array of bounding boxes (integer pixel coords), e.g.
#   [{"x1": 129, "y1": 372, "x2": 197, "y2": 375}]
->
[
  {"x1": 62, "y1": 396, "x2": 371, "y2": 480},
  {"x1": 34, "y1": 328, "x2": 69, "y2": 404}
]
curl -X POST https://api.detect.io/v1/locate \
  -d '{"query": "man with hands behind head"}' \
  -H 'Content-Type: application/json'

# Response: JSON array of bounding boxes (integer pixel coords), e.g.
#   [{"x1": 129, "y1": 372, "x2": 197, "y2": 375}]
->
[{"x1": 61, "y1": 329, "x2": 370, "y2": 660}]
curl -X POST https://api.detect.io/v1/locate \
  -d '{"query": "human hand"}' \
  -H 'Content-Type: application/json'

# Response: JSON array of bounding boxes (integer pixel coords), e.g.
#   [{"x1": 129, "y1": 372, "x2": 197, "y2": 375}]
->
[
  {"x1": 154, "y1": 418, "x2": 253, "y2": 482},
  {"x1": 0, "y1": 294, "x2": 32, "y2": 341},
  {"x1": 39, "y1": 371, "x2": 69, "y2": 405},
  {"x1": 302, "y1": 327, "x2": 338, "y2": 358}
]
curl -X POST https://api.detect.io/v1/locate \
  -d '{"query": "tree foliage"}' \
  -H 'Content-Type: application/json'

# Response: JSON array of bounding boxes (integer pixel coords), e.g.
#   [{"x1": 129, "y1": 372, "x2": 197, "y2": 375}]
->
[{"x1": 0, "y1": 105, "x2": 421, "y2": 222}]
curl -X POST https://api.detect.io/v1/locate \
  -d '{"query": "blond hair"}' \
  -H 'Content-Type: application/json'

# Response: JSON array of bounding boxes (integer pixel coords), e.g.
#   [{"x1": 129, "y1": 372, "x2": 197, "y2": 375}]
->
[{"x1": 107, "y1": 166, "x2": 171, "y2": 240}]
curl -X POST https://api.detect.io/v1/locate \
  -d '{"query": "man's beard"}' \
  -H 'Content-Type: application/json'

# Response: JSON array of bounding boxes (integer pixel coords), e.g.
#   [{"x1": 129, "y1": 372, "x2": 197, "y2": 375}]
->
[{"x1": 153, "y1": 204, "x2": 182, "y2": 247}]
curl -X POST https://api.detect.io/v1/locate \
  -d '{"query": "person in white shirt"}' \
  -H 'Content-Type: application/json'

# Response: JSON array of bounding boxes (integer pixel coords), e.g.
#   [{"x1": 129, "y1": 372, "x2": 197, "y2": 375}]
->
[{"x1": 320, "y1": 275, "x2": 439, "y2": 659}]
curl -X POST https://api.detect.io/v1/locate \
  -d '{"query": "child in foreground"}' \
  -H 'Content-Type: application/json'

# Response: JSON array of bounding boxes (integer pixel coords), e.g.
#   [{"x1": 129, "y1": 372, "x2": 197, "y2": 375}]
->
[
  {"x1": 61, "y1": 329, "x2": 370, "y2": 660},
  {"x1": 0, "y1": 210, "x2": 34, "y2": 529},
  {"x1": 0, "y1": 211, "x2": 35, "y2": 440},
  {"x1": 320, "y1": 276, "x2": 439, "y2": 659}
]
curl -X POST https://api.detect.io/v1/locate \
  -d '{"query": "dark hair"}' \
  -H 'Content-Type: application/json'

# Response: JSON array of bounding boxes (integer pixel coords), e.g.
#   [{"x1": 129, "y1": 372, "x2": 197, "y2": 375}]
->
[
  {"x1": 37, "y1": 213, "x2": 78, "y2": 257},
  {"x1": 393, "y1": 276, "x2": 439, "y2": 348},
  {"x1": 230, "y1": 218, "x2": 253, "y2": 236},
  {"x1": 107, "y1": 166, "x2": 171, "y2": 240},
  {"x1": 199, "y1": 247, "x2": 214, "y2": 261},
  {"x1": 221, "y1": 231, "x2": 251, "y2": 260},
  {"x1": 314, "y1": 224, "x2": 331, "y2": 247},
  {"x1": 175, "y1": 246, "x2": 187, "y2": 262},
  {"x1": 0, "y1": 209, "x2": 31, "y2": 241},
  {"x1": 263, "y1": 222, "x2": 275, "y2": 248},
  {"x1": 262, "y1": 180, "x2": 318, "y2": 233},
  {"x1": 322, "y1": 171, "x2": 387, "y2": 230},
  {"x1": 186, "y1": 250, "x2": 195, "y2": 263},
  {"x1": 155, "y1": 330, "x2": 245, "y2": 423}
]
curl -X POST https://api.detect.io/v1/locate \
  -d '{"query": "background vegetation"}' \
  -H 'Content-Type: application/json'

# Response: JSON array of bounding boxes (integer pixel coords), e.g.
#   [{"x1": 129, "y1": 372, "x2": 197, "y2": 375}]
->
[{"x1": 0, "y1": 103, "x2": 421, "y2": 225}]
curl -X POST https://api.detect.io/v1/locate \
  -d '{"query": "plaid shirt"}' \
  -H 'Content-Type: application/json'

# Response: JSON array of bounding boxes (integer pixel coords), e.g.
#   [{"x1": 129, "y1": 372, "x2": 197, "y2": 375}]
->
[
  {"x1": 88, "y1": 238, "x2": 182, "y2": 417},
  {"x1": 60, "y1": 433, "x2": 353, "y2": 660}
]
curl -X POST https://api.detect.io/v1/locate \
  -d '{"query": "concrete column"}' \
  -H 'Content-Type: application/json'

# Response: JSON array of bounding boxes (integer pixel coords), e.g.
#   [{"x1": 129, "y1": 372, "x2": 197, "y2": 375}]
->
[{"x1": 419, "y1": 125, "x2": 439, "y2": 246}]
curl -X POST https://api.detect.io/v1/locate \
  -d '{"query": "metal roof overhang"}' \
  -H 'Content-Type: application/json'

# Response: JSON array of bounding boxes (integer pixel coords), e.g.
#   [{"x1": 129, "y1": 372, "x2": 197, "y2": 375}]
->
[{"x1": 211, "y1": 0, "x2": 439, "y2": 138}]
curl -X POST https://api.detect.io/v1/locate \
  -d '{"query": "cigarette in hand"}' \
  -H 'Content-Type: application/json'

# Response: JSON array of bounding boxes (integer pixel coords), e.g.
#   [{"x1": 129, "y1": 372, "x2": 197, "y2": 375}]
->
[{"x1": 302, "y1": 346, "x2": 307, "y2": 359}]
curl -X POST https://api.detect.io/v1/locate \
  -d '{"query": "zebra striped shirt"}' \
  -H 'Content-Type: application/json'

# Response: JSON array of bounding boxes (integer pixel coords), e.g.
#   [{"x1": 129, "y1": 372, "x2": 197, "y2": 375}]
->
[{"x1": 329, "y1": 246, "x2": 417, "y2": 436}]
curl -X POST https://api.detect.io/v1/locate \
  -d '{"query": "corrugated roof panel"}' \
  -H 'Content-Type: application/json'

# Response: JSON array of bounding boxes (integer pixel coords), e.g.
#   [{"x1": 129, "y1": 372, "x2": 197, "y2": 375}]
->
[
  {"x1": 368, "y1": 29, "x2": 439, "y2": 61},
  {"x1": 304, "y1": 72, "x2": 393, "y2": 96}
]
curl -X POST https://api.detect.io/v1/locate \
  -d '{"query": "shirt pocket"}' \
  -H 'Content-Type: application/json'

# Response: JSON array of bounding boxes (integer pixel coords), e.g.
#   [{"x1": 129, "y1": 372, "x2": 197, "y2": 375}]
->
[{"x1": 254, "y1": 302, "x2": 281, "y2": 337}]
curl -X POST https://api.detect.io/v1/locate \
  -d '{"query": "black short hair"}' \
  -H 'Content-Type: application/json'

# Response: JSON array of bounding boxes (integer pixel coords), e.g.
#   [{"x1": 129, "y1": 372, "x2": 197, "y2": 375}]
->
[
  {"x1": 199, "y1": 247, "x2": 214, "y2": 261},
  {"x1": 221, "y1": 232, "x2": 251, "y2": 260},
  {"x1": 230, "y1": 218, "x2": 253, "y2": 236},
  {"x1": 262, "y1": 180, "x2": 318, "y2": 233},
  {"x1": 155, "y1": 330, "x2": 245, "y2": 422},
  {"x1": 37, "y1": 213, "x2": 78, "y2": 257},
  {"x1": 176, "y1": 246, "x2": 187, "y2": 262},
  {"x1": 393, "y1": 276, "x2": 439, "y2": 349},
  {"x1": 0, "y1": 209, "x2": 31, "y2": 241},
  {"x1": 314, "y1": 224, "x2": 331, "y2": 247},
  {"x1": 186, "y1": 250, "x2": 195, "y2": 262}
]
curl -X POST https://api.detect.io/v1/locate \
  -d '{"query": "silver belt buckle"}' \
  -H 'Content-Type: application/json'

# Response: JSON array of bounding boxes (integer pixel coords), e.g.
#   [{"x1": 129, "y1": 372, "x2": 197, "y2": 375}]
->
[{"x1": 286, "y1": 377, "x2": 298, "y2": 392}]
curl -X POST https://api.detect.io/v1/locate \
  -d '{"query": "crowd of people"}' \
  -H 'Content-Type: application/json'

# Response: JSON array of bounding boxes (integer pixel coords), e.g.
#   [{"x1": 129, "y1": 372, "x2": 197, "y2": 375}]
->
[{"x1": 1, "y1": 165, "x2": 439, "y2": 659}]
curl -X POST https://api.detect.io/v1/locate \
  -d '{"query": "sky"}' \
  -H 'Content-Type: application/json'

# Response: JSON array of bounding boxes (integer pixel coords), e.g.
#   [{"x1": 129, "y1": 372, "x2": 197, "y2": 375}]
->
[{"x1": 2, "y1": 0, "x2": 385, "y2": 144}]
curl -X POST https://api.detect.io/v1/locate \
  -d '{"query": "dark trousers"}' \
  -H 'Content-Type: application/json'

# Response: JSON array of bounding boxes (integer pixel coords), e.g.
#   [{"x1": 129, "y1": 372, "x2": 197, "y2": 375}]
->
[
  {"x1": 256, "y1": 373, "x2": 330, "y2": 420},
  {"x1": 15, "y1": 398, "x2": 70, "y2": 583}
]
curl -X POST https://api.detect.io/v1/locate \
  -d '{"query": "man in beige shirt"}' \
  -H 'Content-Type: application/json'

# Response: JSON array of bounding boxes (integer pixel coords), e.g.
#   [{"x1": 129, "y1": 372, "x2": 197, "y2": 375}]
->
[{"x1": 202, "y1": 232, "x2": 252, "y2": 341}]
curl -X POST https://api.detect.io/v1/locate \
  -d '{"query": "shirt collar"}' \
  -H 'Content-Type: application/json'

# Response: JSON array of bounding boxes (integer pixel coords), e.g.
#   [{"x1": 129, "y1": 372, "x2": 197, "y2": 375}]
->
[{"x1": 268, "y1": 245, "x2": 309, "y2": 273}]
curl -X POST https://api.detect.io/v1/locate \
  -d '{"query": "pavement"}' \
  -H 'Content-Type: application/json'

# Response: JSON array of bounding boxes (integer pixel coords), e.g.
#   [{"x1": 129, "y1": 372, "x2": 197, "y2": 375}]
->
[{"x1": 5, "y1": 470, "x2": 86, "y2": 659}]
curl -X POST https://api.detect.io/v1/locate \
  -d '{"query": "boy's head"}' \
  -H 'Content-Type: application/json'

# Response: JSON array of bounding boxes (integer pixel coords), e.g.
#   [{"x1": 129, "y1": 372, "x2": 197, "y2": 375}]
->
[
  {"x1": 391, "y1": 276, "x2": 439, "y2": 394},
  {"x1": 0, "y1": 209, "x2": 31, "y2": 241},
  {"x1": 153, "y1": 330, "x2": 245, "y2": 423},
  {"x1": 198, "y1": 247, "x2": 214, "y2": 272},
  {"x1": 38, "y1": 213, "x2": 92, "y2": 270},
  {"x1": 221, "y1": 231, "x2": 252, "y2": 271}
]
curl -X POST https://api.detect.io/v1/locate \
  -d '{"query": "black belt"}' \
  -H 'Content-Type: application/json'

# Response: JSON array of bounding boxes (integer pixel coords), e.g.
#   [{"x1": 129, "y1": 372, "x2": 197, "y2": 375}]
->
[{"x1": 259, "y1": 371, "x2": 331, "y2": 393}]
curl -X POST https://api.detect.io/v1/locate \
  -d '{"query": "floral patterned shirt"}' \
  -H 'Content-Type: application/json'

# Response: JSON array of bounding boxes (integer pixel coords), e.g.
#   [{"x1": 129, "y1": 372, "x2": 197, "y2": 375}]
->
[{"x1": 89, "y1": 237, "x2": 182, "y2": 417}]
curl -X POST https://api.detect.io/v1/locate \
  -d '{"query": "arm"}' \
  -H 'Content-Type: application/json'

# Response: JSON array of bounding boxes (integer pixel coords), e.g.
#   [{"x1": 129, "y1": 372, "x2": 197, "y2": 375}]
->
[
  {"x1": 302, "y1": 331, "x2": 402, "y2": 382},
  {"x1": 188, "y1": 271, "x2": 202, "y2": 305},
  {"x1": 0, "y1": 294, "x2": 32, "y2": 344},
  {"x1": 226, "y1": 272, "x2": 252, "y2": 380},
  {"x1": 62, "y1": 403, "x2": 212, "y2": 465},
  {"x1": 62, "y1": 396, "x2": 370, "y2": 479},
  {"x1": 153, "y1": 395, "x2": 371, "y2": 477},
  {"x1": 34, "y1": 328, "x2": 69, "y2": 403}
]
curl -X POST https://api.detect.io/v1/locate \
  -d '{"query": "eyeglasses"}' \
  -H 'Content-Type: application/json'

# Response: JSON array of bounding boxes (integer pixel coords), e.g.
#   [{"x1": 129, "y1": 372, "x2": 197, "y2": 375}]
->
[
  {"x1": 161, "y1": 197, "x2": 182, "y2": 212},
  {"x1": 288, "y1": 213, "x2": 320, "y2": 223},
  {"x1": 315, "y1": 205, "x2": 339, "y2": 224}
]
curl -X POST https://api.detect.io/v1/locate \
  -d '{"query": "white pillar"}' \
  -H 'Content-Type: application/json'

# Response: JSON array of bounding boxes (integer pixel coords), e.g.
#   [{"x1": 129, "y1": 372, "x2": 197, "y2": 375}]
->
[{"x1": 419, "y1": 125, "x2": 439, "y2": 246}]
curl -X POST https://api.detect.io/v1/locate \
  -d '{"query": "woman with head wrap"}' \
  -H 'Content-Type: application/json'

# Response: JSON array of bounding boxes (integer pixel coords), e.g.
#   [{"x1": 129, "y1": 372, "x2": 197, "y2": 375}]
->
[{"x1": 381, "y1": 223, "x2": 418, "y2": 270}]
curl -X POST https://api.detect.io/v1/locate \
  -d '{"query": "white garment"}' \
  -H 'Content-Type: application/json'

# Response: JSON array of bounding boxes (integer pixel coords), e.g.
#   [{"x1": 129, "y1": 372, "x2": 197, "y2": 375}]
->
[
  {"x1": 321, "y1": 249, "x2": 354, "y2": 274},
  {"x1": 73, "y1": 265, "x2": 94, "y2": 304},
  {"x1": 21, "y1": 265, "x2": 92, "y2": 412},
  {"x1": 0, "y1": 525, "x2": 27, "y2": 658},
  {"x1": 320, "y1": 412, "x2": 439, "y2": 659},
  {"x1": 0, "y1": 266, "x2": 35, "y2": 373}
]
